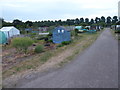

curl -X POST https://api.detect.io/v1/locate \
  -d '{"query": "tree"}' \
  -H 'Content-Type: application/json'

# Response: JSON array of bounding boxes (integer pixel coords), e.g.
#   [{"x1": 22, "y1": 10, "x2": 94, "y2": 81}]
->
[
  {"x1": 0, "y1": 18, "x2": 4, "y2": 28},
  {"x1": 75, "y1": 18, "x2": 80, "y2": 25},
  {"x1": 101, "y1": 16, "x2": 106, "y2": 23},
  {"x1": 25, "y1": 21, "x2": 33, "y2": 27},
  {"x1": 80, "y1": 23, "x2": 88, "y2": 26},
  {"x1": 66, "y1": 19, "x2": 74, "y2": 25},
  {"x1": 98, "y1": 22, "x2": 106, "y2": 27},
  {"x1": 106, "y1": 16, "x2": 112, "y2": 26},
  {"x1": 80, "y1": 18, "x2": 84, "y2": 23},
  {"x1": 74, "y1": 28, "x2": 78, "y2": 36},
  {"x1": 85, "y1": 18, "x2": 89, "y2": 24},
  {"x1": 95, "y1": 17, "x2": 99, "y2": 24},
  {"x1": 90, "y1": 19, "x2": 94, "y2": 25},
  {"x1": 112, "y1": 16, "x2": 118, "y2": 24},
  {"x1": 13, "y1": 19, "x2": 25, "y2": 29},
  {"x1": 57, "y1": 20, "x2": 62, "y2": 25},
  {"x1": 13, "y1": 19, "x2": 22, "y2": 26}
]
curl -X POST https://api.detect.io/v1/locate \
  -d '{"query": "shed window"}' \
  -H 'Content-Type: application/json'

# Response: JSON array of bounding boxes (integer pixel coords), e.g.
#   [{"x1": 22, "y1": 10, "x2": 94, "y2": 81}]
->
[
  {"x1": 58, "y1": 30, "x2": 60, "y2": 33},
  {"x1": 62, "y1": 30, "x2": 64, "y2": 33}
]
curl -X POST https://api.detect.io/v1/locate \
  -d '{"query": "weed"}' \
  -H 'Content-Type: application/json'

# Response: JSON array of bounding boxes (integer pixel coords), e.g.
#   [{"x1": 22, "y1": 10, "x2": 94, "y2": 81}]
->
[
  {"x1": 35, "y1": 45, "x2": 44, "y2": 53},
  {"x1": 40, "y1": 52, "x2": 53, "y2": 62}
]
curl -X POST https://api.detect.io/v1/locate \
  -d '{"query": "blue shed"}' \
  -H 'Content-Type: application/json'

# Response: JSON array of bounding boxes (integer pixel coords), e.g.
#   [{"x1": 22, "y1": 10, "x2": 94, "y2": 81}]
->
[{"x1": 52, "y1": 27, "x2": 71, "y2": 43}]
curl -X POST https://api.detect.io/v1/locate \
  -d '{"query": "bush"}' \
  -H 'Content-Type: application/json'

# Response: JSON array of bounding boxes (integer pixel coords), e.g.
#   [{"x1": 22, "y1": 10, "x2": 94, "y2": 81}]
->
[
  {"x1": 34, "y1": 40, "x2": 39, "y2": 43},
  {"x1": 57, "y1": 44, "x2": 64, "y2": 47},
  {"x1": 47, "y1": 33, "x2": 52, "y2": 37},
  {"x1": 34, "y1": 45, "x2": 44, "y2": 53},
  {"x1": 62, "y1": 41, "x2": 71, "y2": 45},
  {"x1": 71, "y1": 30, "x2": 75, "y2": 37},
  {"x1": 20, "y1": 30, "x2": 26, "y2": 34},
  {"x1": 12, "y1": 37, "x2": 33, "y2": 53},
  {"x1": 48, "y1": 40, "x2": 53, "y2": 43},
  {"x1": 30, "y1": 33, "x2": 36, "y2": 38},
  {"x1": 115, "y1": 30, "x2": 120, "y2": 33}
]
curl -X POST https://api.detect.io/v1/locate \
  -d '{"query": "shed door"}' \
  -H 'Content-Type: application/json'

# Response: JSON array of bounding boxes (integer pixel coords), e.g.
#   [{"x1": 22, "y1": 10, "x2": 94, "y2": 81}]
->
[{"x1": 53, "y1": 33, "x2": 62, "y2": 43}]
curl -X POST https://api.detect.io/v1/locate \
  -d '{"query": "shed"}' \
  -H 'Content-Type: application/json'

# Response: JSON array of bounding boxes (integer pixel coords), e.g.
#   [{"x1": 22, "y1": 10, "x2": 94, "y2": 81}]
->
[
  {"x1": 75, "y1": 26, "x2": 84, "y2": 32},
  {"x1": 0, "y1": 26, "x2": 20, "y2": 38},
  {"x1": 25, "y1": 28, "x2": 32, "y2": 33},
  {"x1": 90, "y1": 25, "x2": 96, "y2": 30},
  {"x1": 0, "y1": 31, "x2": 7, "y2": 44},
  {"x1": 96, "y1": 26, "x2": 101, "y2": 30},
  {"x1": 116, "y1": 25, "x2": 120, "y2": 30},
  {"x1": 52, "y1": 27, "x2": 71, "y2": 43},
  {"x1": 85, "y1": 26, "x2": 90, "y2": 30},
  {"x1": 75, "y1": 26, "x2": 83, "y2": 30},
  {"x1": 65, "y1": 26, "x2": 75, "y2": 31}
]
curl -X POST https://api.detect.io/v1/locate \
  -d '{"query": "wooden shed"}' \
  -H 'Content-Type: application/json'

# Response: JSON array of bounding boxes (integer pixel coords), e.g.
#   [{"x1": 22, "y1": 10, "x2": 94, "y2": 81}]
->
[{"x1": 52, "y1": 27, "x2": 71, "y2": 43}]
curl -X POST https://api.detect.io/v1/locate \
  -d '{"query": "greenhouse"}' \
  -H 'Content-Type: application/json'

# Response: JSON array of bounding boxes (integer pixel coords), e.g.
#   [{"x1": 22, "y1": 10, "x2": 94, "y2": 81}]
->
[{"x1": 0, "y1": 31, "x2": 7, "y2": 44}]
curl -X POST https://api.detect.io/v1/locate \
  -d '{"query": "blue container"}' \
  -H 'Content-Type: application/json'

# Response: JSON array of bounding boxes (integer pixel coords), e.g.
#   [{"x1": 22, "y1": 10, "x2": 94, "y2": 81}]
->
[{"x1": 0, "y1": 31, "x2": 7, "y2": 44}]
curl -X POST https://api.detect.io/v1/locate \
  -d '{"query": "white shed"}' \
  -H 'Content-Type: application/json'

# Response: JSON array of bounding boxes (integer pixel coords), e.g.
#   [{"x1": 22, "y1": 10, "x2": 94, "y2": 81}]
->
[{"x1": 0, "y1": 26, "x2": 20, "y2": 38}]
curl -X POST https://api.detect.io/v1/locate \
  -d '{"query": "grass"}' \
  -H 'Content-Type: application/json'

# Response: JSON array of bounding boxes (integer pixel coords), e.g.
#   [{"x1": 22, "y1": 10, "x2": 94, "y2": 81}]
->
[
  {"x1": 110, "y1": 29, "x2": 120, "y2": 40},
  {"x1": 3, "y1": 30, "x2": 103, "y2": 79},
  {"x1": 40, "y1": 52, "x2": 53, "y2": 62}
]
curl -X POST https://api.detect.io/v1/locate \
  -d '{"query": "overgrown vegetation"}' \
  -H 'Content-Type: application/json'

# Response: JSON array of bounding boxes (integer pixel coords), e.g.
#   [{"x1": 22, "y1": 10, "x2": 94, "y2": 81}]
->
[
  {"x1": 110, "y1": 29, "x2": 120, "y2": 40},
  {"x1": 11, "y1": 37, "x2": 33, "y2": 53},
  {"x1": 40, "y1": 52, "x2": 53, "y2": 62},
  {"x1": 34, "y1": 45, "x2": 44, "y2": 53},
  {"x1": 61, "y1": 41, "x2": 71, "y2": 45},
  {"x1": 115, "y1": 30, "x2": 120, "y2": 33}
]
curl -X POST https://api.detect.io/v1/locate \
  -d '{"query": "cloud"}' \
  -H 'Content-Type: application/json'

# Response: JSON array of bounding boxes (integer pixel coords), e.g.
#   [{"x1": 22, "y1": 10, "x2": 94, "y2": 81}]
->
[{"x1": 1, "y1": 0, "x2": 119, "y2": 21}]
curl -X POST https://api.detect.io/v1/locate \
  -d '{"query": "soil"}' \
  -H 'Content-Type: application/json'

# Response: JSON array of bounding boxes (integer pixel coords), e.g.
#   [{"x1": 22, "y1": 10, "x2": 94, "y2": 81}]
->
[
  {"x1": 2, "y1": 43, "x2": 56, "y2": 71},
  {"x1": 2, "y1": 36, "x2": 94, "y2": 88}
]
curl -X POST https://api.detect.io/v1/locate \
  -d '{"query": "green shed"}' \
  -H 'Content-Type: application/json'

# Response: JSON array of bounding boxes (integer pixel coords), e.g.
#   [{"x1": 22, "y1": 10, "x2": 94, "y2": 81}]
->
[{"x1": 0, "y1": 31, "x2": 7, "y2": 44}]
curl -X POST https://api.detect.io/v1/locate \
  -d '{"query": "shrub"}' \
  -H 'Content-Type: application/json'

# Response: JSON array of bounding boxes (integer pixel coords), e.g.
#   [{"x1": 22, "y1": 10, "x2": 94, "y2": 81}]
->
[
  {"x1": 115, "y1": 30, "x2": 120, "y2": 33},
  {"x1": 47, "y1": 33, "x2": 52, "y2": 37},
  {"x1": 34, "y1": 40, "x2": 39, "y2": 43},
  {"x1": 34, "y1": 45, "x2": 44, "y2": 53},
  {"x1": 20, "y1": 30, "x2": 26, "y2": 34},
  {"x1": 71, "y1": 30, "x2": 75, "y2": 37},
  {"x1": 57, "y1": 44, "x2": 64, "y2": 47},
  {"x1": 48, "y1": 40, "x2": 53, "y2": 43},
  {"x1": 12, "y1": 37, "x2": 33, "y2": 53},
  {"x1": 62, "y1": 41, "x2": 71, "y2": 45},
  {"x1": 30, "y1": 33, "x2": 36, "y2": 38}
]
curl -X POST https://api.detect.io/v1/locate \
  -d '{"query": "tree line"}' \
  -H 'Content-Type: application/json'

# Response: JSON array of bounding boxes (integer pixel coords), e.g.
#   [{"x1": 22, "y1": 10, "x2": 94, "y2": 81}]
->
[{"x1": 0, "y1": 16, "x2": 119, "y2": 30}]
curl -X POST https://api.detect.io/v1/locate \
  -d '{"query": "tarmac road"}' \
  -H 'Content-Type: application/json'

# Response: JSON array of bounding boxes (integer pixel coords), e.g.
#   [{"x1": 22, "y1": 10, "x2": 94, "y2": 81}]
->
[{"x1": 17, "y1": 28, "x2": 118, "y2": 88}]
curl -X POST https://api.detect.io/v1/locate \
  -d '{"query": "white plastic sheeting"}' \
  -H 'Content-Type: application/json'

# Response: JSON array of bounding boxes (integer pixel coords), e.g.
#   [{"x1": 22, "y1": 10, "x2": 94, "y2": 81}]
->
[
  {"x1": 39, "y1": 32, "x2": 49, "y2": 35},
  {"x1": 0, "y1": 26, "x2": 20, "y2": 38}
]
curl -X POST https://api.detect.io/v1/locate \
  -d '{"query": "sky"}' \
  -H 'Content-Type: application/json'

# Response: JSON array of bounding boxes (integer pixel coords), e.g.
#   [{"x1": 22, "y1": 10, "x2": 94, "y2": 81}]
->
[{"x1": 0, "y1": 0, "x2": 119, "y2": 22}]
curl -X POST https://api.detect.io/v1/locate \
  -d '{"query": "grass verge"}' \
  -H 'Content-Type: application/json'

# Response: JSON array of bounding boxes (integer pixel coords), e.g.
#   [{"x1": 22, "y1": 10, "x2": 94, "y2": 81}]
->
[{"x1": 110, "y1": 29, "x2": 120, "y2": 40}]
